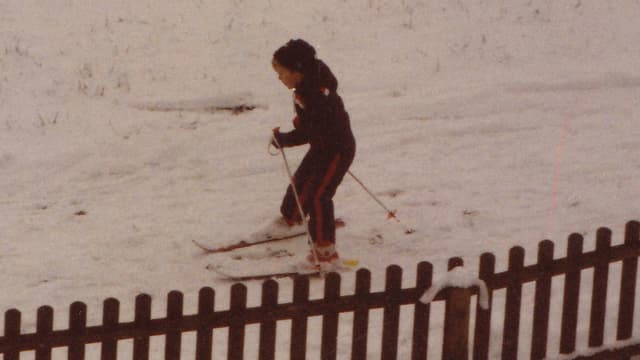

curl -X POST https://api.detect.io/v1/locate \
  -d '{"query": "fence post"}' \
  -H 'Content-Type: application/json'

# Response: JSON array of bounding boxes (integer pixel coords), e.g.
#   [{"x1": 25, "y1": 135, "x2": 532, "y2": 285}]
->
[
  {"x1": 411, "y1": 261, "x2": 433, "y2": 360},
  {"x1": 502, "y1": 247, "x2": 525, "y2": 359},
  {"x1": 531, "y1": 240, "x2": 554, "y2": 360},
  {"x1": 228, "y1": 284, "x2": 247, "y2": 360},
  {"x1": 35, "y1": 306, "x2": 54, "y2": 360},
  {"x1": 102, "y1": 298, "x2": 120, "y2": 360},
  {"x1": 69, "y1": 302, "x2": 87, "y2": 360},
  {"x1": 290, "y1": 275, "x2": 311, "y2": 359},
  {"x1": 321, "y1": 272, "x2": 341, "y2": 360},
  {"x1": 4, "y1": 309, "x2": 21, "y2": 360},
  {"x1": 473, "y1": 253, "x2": 496, "y2": 360},
  {"x1": 166, "y1": 291, "x2": 184, "y2": 360},
  {"x1": 259, "y1": 280, "x2": 278, "y2": 360},
  {"x1": 196, "y1": 287, "x2": 215, "y2": 360},
  {"x1": 381, "y1": 265, "x2": 403, "y2": 360},
  {"x1": 133, "y1": 294, "x2": 152, "y2": 360},
  {"x1": 589, "y1": 228, "x2": 611, "y2": 348},
  {"x1": 442, "y1": 257, "x2": 471, "y2": 360},
  {"x1": 559, "y1": 234, "x2": 583, "y2": 354},
  {"x1": 351, "y1": 269, "x2": 371, "y2": 360},
  {"x1": 617, "y1": 220, "x2": 639, "y2": 344}
]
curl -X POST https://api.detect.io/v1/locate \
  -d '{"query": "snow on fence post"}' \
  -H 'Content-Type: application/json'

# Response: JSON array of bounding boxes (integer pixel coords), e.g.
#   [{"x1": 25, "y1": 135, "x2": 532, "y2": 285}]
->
[
  {"x1": 4, "y1": 309, "x2": 21, "y2": 360},
  {"x1": 419, "y1": 257, "x2": 490, "y2": 360},
  {"x1": 531, "y1": 240, "x2": 554, "y2": 360},
  {"x1": 559, "y1": 234, "x2": 583, "y2": 355},
  {"x1": 442, "y1": 257, "x2": 471, "y2": 360},
  {"x1": 68, "y1": 301, "x2": 87, "y2": 360}
]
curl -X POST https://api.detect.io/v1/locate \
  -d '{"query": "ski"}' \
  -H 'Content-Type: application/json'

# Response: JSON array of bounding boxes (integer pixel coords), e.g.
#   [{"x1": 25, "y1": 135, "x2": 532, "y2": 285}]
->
[
  {"x1": 192, "y1": 232, "x2": 305, "y2": 253},
  {"x1": 208, "y1": 258, "x2": 359, "y2": 281},
  {"x1": 193, "y1": 218, "x2": 345, "y2": 254},
  {"x1": 207, "y1": 264, "x2": 320, "y2": 281}
]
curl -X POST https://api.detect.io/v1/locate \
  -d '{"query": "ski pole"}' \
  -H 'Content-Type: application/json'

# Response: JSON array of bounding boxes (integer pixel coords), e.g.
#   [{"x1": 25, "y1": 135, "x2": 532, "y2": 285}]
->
[
  {"x1": 347, "y1": 170, "x2": 415, "y2": 234},
  {"x1": 270, "y1": 135, "x2": 321, "y2": 266}
]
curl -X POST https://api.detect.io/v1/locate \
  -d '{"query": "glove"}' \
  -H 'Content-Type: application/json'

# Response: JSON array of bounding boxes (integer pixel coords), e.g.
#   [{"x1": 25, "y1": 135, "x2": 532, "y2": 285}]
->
[{"x1": 270, "y1": 127, "x2": 282, "y2": 149}]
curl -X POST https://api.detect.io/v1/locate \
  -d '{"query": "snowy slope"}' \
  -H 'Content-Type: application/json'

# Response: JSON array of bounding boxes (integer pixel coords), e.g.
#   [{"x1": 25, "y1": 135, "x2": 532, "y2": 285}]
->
[{"x1": 1, "y1": 0, "x2": 640, "y2": 358}]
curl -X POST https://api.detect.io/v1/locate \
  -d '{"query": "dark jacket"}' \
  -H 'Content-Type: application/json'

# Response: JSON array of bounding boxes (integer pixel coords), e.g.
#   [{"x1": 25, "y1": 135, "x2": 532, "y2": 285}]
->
[{"x1": 277, "y1": 60, "x2": 355, "y2": 155}]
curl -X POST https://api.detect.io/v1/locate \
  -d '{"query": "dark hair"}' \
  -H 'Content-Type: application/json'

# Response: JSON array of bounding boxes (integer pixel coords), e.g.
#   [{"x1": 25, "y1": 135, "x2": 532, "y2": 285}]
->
[{"x1": 273, "y1": 39, "x2": 317, "y2": 74}]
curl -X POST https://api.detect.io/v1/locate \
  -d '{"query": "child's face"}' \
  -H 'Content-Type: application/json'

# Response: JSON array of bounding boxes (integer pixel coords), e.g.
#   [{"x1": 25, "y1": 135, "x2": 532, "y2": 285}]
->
[{"x1": 272, "y1": 59, "x2": 303, "y2": 89}]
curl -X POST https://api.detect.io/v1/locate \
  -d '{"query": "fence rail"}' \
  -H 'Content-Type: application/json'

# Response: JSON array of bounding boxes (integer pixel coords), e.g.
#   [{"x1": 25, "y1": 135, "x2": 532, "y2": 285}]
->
[{"x1": 1, "y1": 220, "x2": 639, "y2": 359}]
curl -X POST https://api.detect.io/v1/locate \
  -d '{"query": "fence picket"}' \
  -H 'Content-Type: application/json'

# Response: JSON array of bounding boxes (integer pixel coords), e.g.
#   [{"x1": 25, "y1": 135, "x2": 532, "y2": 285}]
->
[
  {"x1": 35, "y1": 306, "x2": 54, "y2": 360},
  {"x1": 196, "y1": 287, "x2": 215, "y2": 360},
  {"x1": 589, "y1": 228, "x2": 611, "y2": 347},
  {"x1": 617, "y1": 220, "x2": 639, "y2": 343},
  {"x1": 531, "y1": 240, "x2": 554, "y2": 360},
  {"x1": 559, "y1": 234, "x2": 583, "y2": 354},
  {"x1": 166, "y1": 291, "x2": 184, "y2": 360},
  {"x1": 321, "y1": 272, "x2": 341, "y2": 360},
  {"x1": 502, "y1": 247, "x2": 525, "y2": 360},
  {"x1": 133, "y1": 294, "x2": 152, "y2": 360},
  {"x1": 258, "y1": 280, "x2": 278, "y2": 360},
  {"x1": 381, "y1": 265, "x2": 403, "y2": 360},
  {"x1": 69, "y1": 302, "x2": 87, "y2": 360},
  {"x1": 228, "y1": 284, "x2": 247, "y2": 360},
  {"x1": 4, "y1": 309, "x2": 21, "y2": 360},
  {"x1": 473, "y1": 253, "x2": 496, "y2": 360},
  {"x1": 411, "y1": 261, "x2": 433, "y2": 360},
  {"x1": 351, "y1": 268, "x2": 371, "y2": 360},
  {"x1": 101, "y1": 298, "x2": 119, "y2": 360},
  {"x1": 289, "y1": 275, "x2": 311, "y2": 359}
]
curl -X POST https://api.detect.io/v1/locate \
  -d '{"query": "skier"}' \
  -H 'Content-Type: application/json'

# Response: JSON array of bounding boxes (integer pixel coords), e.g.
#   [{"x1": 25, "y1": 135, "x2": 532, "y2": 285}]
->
[{"x1": 265, "y1": 39, "x2": 356, "y2": 270}]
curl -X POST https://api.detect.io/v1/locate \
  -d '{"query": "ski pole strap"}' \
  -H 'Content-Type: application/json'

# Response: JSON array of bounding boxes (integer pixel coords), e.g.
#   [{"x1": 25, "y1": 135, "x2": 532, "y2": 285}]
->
[{"x1": 267, "y1": 137, "x2": 280, "y2": 156}]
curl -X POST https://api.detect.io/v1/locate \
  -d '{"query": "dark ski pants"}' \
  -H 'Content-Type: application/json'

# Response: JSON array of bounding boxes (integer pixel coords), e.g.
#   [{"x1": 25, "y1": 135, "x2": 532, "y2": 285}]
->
[{"x1": 280, "y1": 148, "x2": 354, "y2": 245}]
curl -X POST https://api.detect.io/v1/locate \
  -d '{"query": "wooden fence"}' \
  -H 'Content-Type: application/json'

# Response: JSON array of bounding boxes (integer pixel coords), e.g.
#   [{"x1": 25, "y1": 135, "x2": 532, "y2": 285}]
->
[{"x1": 0, "y1": 220, "x2": 638, "y2": 359}]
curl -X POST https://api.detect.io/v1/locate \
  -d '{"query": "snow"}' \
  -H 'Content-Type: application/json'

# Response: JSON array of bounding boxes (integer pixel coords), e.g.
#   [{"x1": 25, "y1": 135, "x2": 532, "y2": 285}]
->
[
  {"x1": 420, "y1": 265, "x2": 490, "y2": 310},
  {"x1": 545, "y1": 338, "x2": 640, "y2": 360},
  {"x1": 1, "y1": 0, "x2": 639, "y2": 358}
]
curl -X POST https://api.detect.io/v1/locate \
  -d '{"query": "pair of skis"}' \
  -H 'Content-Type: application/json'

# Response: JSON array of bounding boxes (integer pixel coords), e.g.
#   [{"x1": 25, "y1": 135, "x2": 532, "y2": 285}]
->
[{"x1": 194, "y1": 219, "x2": 353, "y2": 281}]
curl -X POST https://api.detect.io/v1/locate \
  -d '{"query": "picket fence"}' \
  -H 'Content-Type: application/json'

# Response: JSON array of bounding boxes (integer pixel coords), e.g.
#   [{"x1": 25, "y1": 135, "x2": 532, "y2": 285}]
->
[{"x1": 0, "y1": 220, "x2": 638, "y2": 359}]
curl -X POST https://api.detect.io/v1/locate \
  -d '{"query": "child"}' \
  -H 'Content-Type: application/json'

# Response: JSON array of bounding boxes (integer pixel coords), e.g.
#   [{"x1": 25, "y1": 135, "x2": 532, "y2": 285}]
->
[{"x1": 268, "y1": 39, "x2": 356, "y2": 269}]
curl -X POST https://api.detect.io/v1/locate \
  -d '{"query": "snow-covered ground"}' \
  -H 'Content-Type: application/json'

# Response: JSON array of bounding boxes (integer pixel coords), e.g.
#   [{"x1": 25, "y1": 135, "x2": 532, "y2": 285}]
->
[{"x1": 1, "y1": 0, "x2": 639, "y2": 358}]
